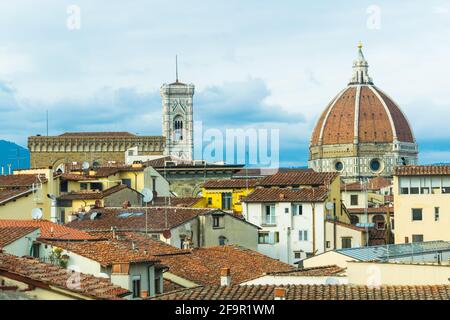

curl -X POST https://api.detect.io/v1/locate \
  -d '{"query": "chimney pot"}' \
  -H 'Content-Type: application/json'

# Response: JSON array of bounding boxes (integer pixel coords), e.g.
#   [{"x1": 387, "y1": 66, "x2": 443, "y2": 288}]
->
[
  {"x1": 220, "y1": 267, "x2": 231, "y2": 286},
  {"x1": 274, "y1": 287, "x2": 287, "y2": 300}
]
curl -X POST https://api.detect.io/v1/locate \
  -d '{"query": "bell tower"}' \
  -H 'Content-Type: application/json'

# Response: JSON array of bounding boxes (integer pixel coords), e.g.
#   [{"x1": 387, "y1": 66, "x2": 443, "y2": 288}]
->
[{"x1": 161, "y1": 57, "x2": 195, "y2": 160}]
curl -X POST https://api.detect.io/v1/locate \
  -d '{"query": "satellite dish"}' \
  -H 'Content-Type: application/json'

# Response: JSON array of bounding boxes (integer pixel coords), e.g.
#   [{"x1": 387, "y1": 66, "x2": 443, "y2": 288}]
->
[
  {"x1": 82, "y1": 161, "x2": 90, "y2": 170},
  {"x1": 90, "y1": 212, "x2": 99, "y2": 220},
  {"x1": 31, "y1": 208, "x2": 43, "y2": 220},
  {"x1": 141, "y1": 188, "x2": 154, "y2": 203},
  {"x1": 325, "y1": 202, "x2": 334, "y2": 211},
  {"x1": 47, "y1": 194, "x2": 57, "y2": 201}
]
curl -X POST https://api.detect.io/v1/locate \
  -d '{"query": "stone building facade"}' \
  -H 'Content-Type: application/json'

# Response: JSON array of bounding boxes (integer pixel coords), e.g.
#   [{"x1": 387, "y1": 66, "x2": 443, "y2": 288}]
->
[
  {"x1": 309, "y1": 43, "x2": 418, "y2": 181},
  {"x1": 28, "y1": 74, "x2": 196, "y2": 168},
  {"x1": 28, "y1": 132, "x2": 165, "y2": 169}
]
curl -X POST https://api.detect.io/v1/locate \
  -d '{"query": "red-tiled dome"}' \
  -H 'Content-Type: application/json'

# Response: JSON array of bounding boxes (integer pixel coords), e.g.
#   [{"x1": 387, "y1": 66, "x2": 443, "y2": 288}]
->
[{"x1": 311, "y1": 85, "x2": 415, "y2": 146}]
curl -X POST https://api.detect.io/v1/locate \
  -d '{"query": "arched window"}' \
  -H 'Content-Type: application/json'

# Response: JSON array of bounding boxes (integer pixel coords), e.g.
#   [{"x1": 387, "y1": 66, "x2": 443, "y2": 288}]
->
[{"x1": 173, "y1": 116, "x2": 184, "y2": 141}]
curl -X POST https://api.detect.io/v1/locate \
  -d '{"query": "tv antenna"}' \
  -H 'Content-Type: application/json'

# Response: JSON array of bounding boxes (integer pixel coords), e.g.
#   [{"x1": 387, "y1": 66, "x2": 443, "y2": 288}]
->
[{"x1": 141, "y1": 188, "x2": 154, "y2": 234}]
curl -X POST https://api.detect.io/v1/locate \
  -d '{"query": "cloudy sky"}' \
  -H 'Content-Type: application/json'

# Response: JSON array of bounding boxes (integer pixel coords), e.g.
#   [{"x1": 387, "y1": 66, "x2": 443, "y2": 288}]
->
[{"x1": 1, "y1": 0, "x2": 450, "y2": 166}]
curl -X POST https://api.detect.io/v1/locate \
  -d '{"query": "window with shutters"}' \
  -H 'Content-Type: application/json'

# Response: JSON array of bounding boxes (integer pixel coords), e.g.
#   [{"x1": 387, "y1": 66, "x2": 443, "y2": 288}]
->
[{"x1": 112, "y1": 263, "x2": 130, "y2": 274}]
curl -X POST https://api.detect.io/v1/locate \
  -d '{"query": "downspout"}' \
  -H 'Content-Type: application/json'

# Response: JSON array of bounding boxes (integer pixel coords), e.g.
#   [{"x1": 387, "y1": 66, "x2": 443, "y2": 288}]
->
[
  {"x1": 312, "y1": 202, "x2": 316, "y2": 255},
  {"x1": 134, "y1": 172, "x2": 138, "y2": 190},
  {"x1": 333, "y1": 198, "x2": 337, "y2": 250}
]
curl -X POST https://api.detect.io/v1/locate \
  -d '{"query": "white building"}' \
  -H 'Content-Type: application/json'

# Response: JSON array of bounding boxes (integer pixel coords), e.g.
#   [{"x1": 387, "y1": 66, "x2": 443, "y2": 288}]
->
[{"x1": 242, "y1": 188, "x2": 366, "y2": 265}]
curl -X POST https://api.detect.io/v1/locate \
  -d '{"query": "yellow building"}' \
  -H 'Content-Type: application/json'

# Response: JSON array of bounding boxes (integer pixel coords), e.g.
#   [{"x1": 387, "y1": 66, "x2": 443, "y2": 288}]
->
[
  {"x1": 393, "y1": 165, "x2": 450, "y2": 243},
  {"x1": 201, "y1": 179, "x2": 260, "y2": 214},
  {"x1": 1, "y1": 163, "x2": 170, "y2": 223},
  {"x1": 0, "y1": 169, "x2": 57, "y2": 221},
  {"x1": 57, "y1": 184, "x2": 144, "y2": 221}
]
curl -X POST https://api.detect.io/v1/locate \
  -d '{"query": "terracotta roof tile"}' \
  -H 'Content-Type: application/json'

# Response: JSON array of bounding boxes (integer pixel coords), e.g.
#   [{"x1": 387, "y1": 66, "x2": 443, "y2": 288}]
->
[
  {"x1": 0, "y1": 253, "x2": 129, "y2": 299},
  {"x1": 87, "y1": 231, "x2": 183, "y2": 256},
  {"x1": 342, "y1": 177, "x2": 392, "y2": 191},
  {"x1": 347, "y1": 206, "x2": 393, "y2": 214},
  {"x1": 0, "y1": 226, "x2": 38, "y2": 248},
  {"x1": 0, "y1": 188, "x2": 33, "y2": 204},
  {"x1": 310, "y1": 85, "x2": 415, "y2": 146},
  {"x1": 265, "y1": 265, "x2": 345, "y2": 277},
  {"x1": 58, "y1": 184, "x2": 131, "y2": 201},
  {"x1": 203, "y1": 179, "x2": 261, "y2": 189},
  {"x1": 0, "y1": 174, "x2": 47, "y2": 188},
  {"x1": 40, "y1": 239, "x2": 161, "y2": 267},
  {"x1": 66, "y1": 207, "x2": 215, "y2": 232},
  {"x1": 394, "y1": 165, "x2": 450, "y2": 176},
  {"x1": 152, "y1": 284, "x2": 450, "y2": 300},
  {"x1": 157, "y1": 245, "x2": 294, "y2": 286},
  {"x1": 258, "y1": 171, "x2": 338, "y2": 187},
  {"x1": 0, "y1": 220, "x2": 98, "y2": 241},
  {"x1": 151, "y1": 197, "x2": 204, "y2": 207},
  {"x1": 242, "y1": 188, "x2": 329, "y2": 203}
]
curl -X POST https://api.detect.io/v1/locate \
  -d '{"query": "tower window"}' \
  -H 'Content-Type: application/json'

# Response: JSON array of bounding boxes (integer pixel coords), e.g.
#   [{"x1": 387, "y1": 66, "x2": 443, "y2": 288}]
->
[{"x1": 173, "y1": 117, "x2": 184, "y2": 141}]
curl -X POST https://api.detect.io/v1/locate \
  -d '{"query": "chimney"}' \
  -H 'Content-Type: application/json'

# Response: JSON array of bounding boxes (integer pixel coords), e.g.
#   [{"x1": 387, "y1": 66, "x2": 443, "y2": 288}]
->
[
  {"x1": 274, "y1": 287, "x2": 287, "y2": 300},
  {"x1": 279, "y1": 193, "x2": 285, "y2": 200},
  {"x1": 220, "y1": 267, "x2": 231, "y2": 286},
  {"x1": 122, "y1": 201, "x2": 131, "y2": 209}
]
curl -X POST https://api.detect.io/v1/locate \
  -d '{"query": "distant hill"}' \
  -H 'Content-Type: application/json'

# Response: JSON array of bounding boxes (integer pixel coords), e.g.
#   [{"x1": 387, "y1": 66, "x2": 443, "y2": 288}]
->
[{"x1": 0, "y1": 140, "x2": 30, "y2": 172}]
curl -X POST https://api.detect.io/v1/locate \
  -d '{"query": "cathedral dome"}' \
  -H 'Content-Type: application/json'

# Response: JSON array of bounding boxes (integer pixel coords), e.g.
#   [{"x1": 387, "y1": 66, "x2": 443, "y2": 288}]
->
[
  {"x1": 310, "y1": 84, "x2": 415, "y2": 146},
  {"x1": 308, "y1": 43, "x2": 418, "y2": 180}
]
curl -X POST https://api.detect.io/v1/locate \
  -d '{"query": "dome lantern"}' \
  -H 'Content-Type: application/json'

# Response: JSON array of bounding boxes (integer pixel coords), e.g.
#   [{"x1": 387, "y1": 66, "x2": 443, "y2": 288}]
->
[{"x1": 349, "y1": 42, "x2": 373, "y2": 85}]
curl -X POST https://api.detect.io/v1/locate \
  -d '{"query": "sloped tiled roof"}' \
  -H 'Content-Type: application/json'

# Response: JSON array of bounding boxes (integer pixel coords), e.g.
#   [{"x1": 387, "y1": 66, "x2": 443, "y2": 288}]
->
[
  {"x1": 394, "y1": 165, "x2": 450, "y2": 176},
  {"x1": 0, "y1": 174, "x2": 47, "y2": 188},
  {"x1": 66, "y1": 207, "x2": 214, "y2": 232},
  {"x1": 0, "y1": 226, "x2": 38, "y2": 248},
  {"x1": 87, "y1": 231, "x2": 184, "y2": 256},
  {"x1": 342, "y1": 177, "x2": 392, "y2": 191},
  {"x1": 0, "y1": 220, "x2": 98, "y2": 241},
  {"x1": 242, "y1": 188, "x2": 328, "y2": 203},
  {"x1": 158, "y1": 245, "x2": 294, "y2": 286},
  {"x1": 152, "y1": 284, "x2": 450, "y2": 300},
  {"x1": 151, "y1": 197, "x2": 204, "y2": 207},
  {"x1": 265, "y1": 265, "x2": 345, "y2": 277},
  {"x1": 203, "y1": 179, "x2": 261, "y2": 189},
  {"x1": 58, "y1": 184, "x2": 133, "y2": 201},
  {"x1": 0, "y1": 253, "x2": 129, "y2": 299},
  {"x1": 347, "y1": 206, "x2": 394, "y2": 215},
  {"x1": 0, "y1": 188, "x2": 33, "y2": 205},
  {"x1": 40, "y1": 239, "x2": 160, "y2": 267},
  {"x1": 258, "y1": 171, "x2": 338, "y2": 187}
]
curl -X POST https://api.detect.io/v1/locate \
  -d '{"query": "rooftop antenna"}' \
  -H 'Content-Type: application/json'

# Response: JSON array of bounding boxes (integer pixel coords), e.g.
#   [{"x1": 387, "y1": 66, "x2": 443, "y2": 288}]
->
[
  {"x1": 46, "y1": 110, "x2": 49, "y2": 136},
  {"x1": 175, "y1": 55, "x2": 179, "y2": 82}
]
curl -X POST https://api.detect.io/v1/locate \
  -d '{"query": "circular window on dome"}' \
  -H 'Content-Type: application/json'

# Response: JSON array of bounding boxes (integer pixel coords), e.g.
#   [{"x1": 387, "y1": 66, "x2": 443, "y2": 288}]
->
[
  {"x1": 334, "y1": 161, "x2": 344, "y2": 172},
  {"x1": 370, "y1": 159, "x2": 382, "y2": 172}
]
